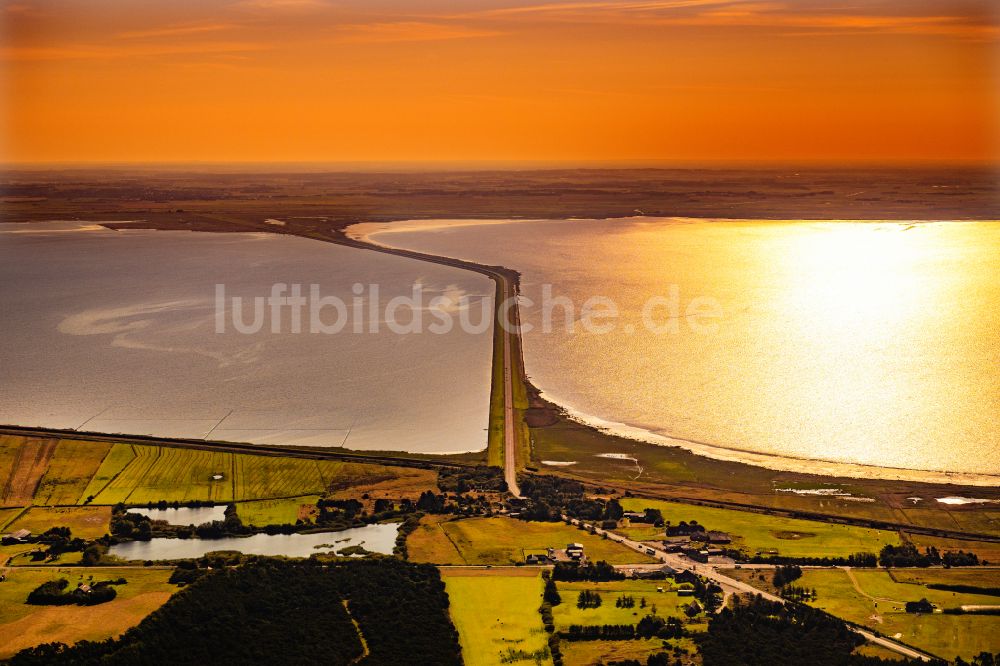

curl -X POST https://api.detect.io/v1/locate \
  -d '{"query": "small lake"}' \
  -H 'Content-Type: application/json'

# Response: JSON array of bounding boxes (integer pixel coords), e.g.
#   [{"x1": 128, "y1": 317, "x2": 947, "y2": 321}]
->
[
  {"x1": 126, "y1": 506, "x2": 227, "y2": 525},
  {"x1": 108, "y1": 523, "x2": 398, "y2": 560}
]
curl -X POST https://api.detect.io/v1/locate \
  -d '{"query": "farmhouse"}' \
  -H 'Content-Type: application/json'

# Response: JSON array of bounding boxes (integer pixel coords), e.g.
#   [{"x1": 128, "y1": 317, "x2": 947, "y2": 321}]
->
[
  {"x1": 675, "y1": 570, "x2": 699, "y2": 585},
  {"x1": 681, "y1": 546, "x2": 709, "y2": 563},
  {"x1": 705, "y1": 531, "x2": 731, "y2": 544},
  {"x1": 1, "y1": 529, "x2": 31, "y2": 545}
]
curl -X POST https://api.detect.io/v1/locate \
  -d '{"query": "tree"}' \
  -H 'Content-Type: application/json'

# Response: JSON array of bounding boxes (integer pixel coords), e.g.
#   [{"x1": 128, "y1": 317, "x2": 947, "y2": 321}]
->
[
  {"x1": 80, "y1": 544, "x2": 103, "y2": 566},
  {"x1": 543, "y1": 576, "x2": 562, "y2": 606}
]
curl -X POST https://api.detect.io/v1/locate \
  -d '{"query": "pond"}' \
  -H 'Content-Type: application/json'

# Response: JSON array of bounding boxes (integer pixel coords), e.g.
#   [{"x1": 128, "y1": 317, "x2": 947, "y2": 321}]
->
[
  {"x1": 108, "y1": 522, "x2": 398, "y2": 560},
  {"x1": 126, "y1": 506, "x2": 228, "y2": 525}
]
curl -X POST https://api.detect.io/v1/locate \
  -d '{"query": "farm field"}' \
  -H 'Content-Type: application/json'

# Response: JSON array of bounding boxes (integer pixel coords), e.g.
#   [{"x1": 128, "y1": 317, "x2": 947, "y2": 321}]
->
[
  {"x1": 80, "y1": 443, "x2": 138, "y2": 503},
  {"x1": 0, "y1": 437, "x2": 57, "y2": 506},
  {"x1": 1, "y1": 434, "x2": 425, "y2": 513},
  {"x1": 408, "y1": 516, "x2": 654, "y2": 566},
  {"x1": 6, "y1": 506, "x2": 112, "y2": 540},
  {"x1": 0, "y1": 566, "x2": 176, "y2": 659},
  {"x1": 550, "y1": 579, "x2": 708, "y2": 628},
  {"x1": 440, "y1": 569, "x2": 551, "y2": 666},
  {"x1": 798, "y1": 568, "x2": 1000, "y2": 661},
  {"x1": 236, "y1": 496, "x2": 320, "y2": 526},
  {"x1": 619, "y1": 498, "x2": 900, "y2": 558},
  {"x1": 95, "y1": 446, "x2": 236, "y2": 504},
  {"x1": 32, "y1": 440, "x2": 111, "y2": 505}
]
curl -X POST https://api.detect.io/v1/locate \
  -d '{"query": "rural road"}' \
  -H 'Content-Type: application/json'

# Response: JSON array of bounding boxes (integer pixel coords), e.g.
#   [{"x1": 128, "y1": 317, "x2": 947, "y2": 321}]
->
[
  {"x1": 567, "y1": 518, "x2": 936, "y2": 662},
  {"x1": 497, "y1": 272, "x2": 522, "y2": 498}
]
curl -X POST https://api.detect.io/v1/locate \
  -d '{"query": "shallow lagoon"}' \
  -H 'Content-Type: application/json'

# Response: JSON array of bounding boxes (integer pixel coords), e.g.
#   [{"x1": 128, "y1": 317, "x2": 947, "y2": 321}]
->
[{"x1": 0, "y1": 222, "x2": 493, "y2": 453}]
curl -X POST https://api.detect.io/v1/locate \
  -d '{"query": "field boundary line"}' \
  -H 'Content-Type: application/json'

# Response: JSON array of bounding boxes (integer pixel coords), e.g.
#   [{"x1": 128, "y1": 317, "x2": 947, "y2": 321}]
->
[
  {"x1": 439, "y1": 520, "x2": 470, "y2": 565},
  {"x1": 0, "y1": 506, "x2": 29, "y2": 531},
  {"x1": 342, "y1": 600, "x2": 370, "y2": 664}
]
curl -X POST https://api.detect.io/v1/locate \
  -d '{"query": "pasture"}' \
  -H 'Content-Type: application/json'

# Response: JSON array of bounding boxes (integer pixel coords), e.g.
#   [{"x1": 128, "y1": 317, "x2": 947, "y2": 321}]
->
[
  {"x1": 799, "y1": 568, "x2": 1000, "y2": 661},
  {"x1": 619, "y1": 498, "x2": 900, "y2": 558},
  {"x1": 407, "y1": 516, "x2": 654, "y2": 566},
  {"x1": 0, "y1": 566, "x2": 176, "y2": 659},
  {"x1": 551, "y1": 579, "x2": 706, "y2": 628},
  {"x1": 6, "y1": 506, "x2": 112, "y2": 540},
  {"x1": 441, "y1": 569, "x2": 552, "y2": 666},
  {"x1": 560, "y1": 638, "x2": 698, "y2": 666}
]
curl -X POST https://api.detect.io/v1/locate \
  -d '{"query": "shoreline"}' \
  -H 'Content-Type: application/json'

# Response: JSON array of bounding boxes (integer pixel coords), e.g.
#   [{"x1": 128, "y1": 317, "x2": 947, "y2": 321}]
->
[{"x1": 353, "y1": 217, "x2": 1000, "y2": 489}]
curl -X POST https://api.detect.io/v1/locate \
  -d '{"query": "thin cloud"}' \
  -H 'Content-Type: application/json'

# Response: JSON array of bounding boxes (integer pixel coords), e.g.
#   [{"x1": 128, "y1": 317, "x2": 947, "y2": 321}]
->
[
  {"x1": 463, "y1": 0, "x2": 998, "y2": 39},
  {"x1": 2, "y1": 41, "x2": 268, "y2": 62},
  {"x1": 117, "y1": 23, "x2": 237, "y2": 40},
  {"x1": 474, "y1": 0, "x2": 730, "y2": 17},
  {"x1": 333, "y1": 21, "x2": 501, "y2": 44}
]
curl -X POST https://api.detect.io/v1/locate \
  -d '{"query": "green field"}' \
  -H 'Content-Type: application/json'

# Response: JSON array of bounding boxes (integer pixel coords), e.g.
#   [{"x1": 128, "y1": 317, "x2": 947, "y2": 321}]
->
[
  {"x1": 408, "y1": 516, "x2": 654, "y2": 566},
  {"x1": 80, "y1": 443, "x2": 139, "y2": 502},
  {"x1": 441, "y1": 569, "x2": 552, "y2": 666},
  {"x1": 236, "y1": 495, "x2": 320, "y2": 526},
  {"x1": 551, "y1": 579, "x2": 707, "y2": 628},
  {"x1": 620, "y1": 498, "x2": 900, "y2": 558},
  {"x1": 0, "y1": 566, "x2": 176, "y2": 658},
  {"x1": 887, "y1": 567, "x2": 1000, "y2": 589},
  {"x1": 798, "y1": 568, "x2": 1000, "y2": 661}
]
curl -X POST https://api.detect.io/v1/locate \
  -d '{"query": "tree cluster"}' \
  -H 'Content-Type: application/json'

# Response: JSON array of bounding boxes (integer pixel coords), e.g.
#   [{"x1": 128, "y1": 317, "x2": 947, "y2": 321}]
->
[
  {"x1": 747, "y1": 553, "x2": 877, "y2": 567},
  {"x1": 552, "y1": 560, "x2": 625, "y2": 582},
  {"x1": 26, "y1": 578, "x2": 120, "y2": 606},
  {"x1": 12, "y1": 559, "x2": 463, "y2": 666},
  {"x1": 879, "y1": 544, "x2": 979, "y2": 568},
  {"x1": 772, "y1": 564, "x2": 803, "y2": 588},
  {"x1": 437, "y1": 466, "x2": 506, "y2": 493},
  {"x1": 698, "y1": 595, "x2": 934, "y2": 666}
]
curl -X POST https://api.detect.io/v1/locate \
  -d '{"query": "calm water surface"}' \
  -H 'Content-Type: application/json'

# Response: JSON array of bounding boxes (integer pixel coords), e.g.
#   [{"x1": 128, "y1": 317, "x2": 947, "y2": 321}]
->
[
  {"x1": 108, "y1": 522, "x2": 398, "y2": 560},
  {"x1": 0, "y1": 222, "x2": 492, "y2": 453},
  {"x1": 357, "y1": 218, "x2": 1000, "y2": 481},
  {"x1": 127, "y1": 506, "x2": 227, "y2": 525}
]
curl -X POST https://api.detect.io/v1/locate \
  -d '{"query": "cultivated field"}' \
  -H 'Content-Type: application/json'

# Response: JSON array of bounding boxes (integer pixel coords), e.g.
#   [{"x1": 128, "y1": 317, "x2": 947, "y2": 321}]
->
[
  {"x1": 798, "y1": 568, "x2": 1000, "y2": 661},
  {"x1": 0, "y1": 434, "x2": 435, "y2": 538},
  {"x1": 620, "y1": 498, "x2": 900, "y2": 558},
  {"x1": 1, "y1": 435, "x2": 424, "y2": 507},
  {"x1": 33, "y1": 440, "x2": 112, "y2": 505},
  {"x1": 441, "y1": 569, "x2": 552, "y2": 666},
  {"x1": 408, "y1": 516, "x2": 654, "y2": 566},
  {"x1": 0, "y1": 437, "x2": 58, "y2": 506},
  {"x1": 0, "y1": 566, "x2": 176, "y2": 659}
]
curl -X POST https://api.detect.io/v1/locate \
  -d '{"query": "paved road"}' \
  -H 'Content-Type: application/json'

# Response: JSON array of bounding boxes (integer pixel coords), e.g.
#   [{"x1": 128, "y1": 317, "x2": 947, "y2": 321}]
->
[
  {"x1": 567, "y1": 518, "x2": 935, "y2": 662},
  {"x1": 497, "y1": 272, "x2": 521, "y2": 498}
]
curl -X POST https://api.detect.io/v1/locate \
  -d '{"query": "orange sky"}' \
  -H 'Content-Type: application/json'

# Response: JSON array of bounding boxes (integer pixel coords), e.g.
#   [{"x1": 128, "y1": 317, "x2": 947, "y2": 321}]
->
[{"x1": 1, "y1": 0, "x2": 998, "y2": 164}]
